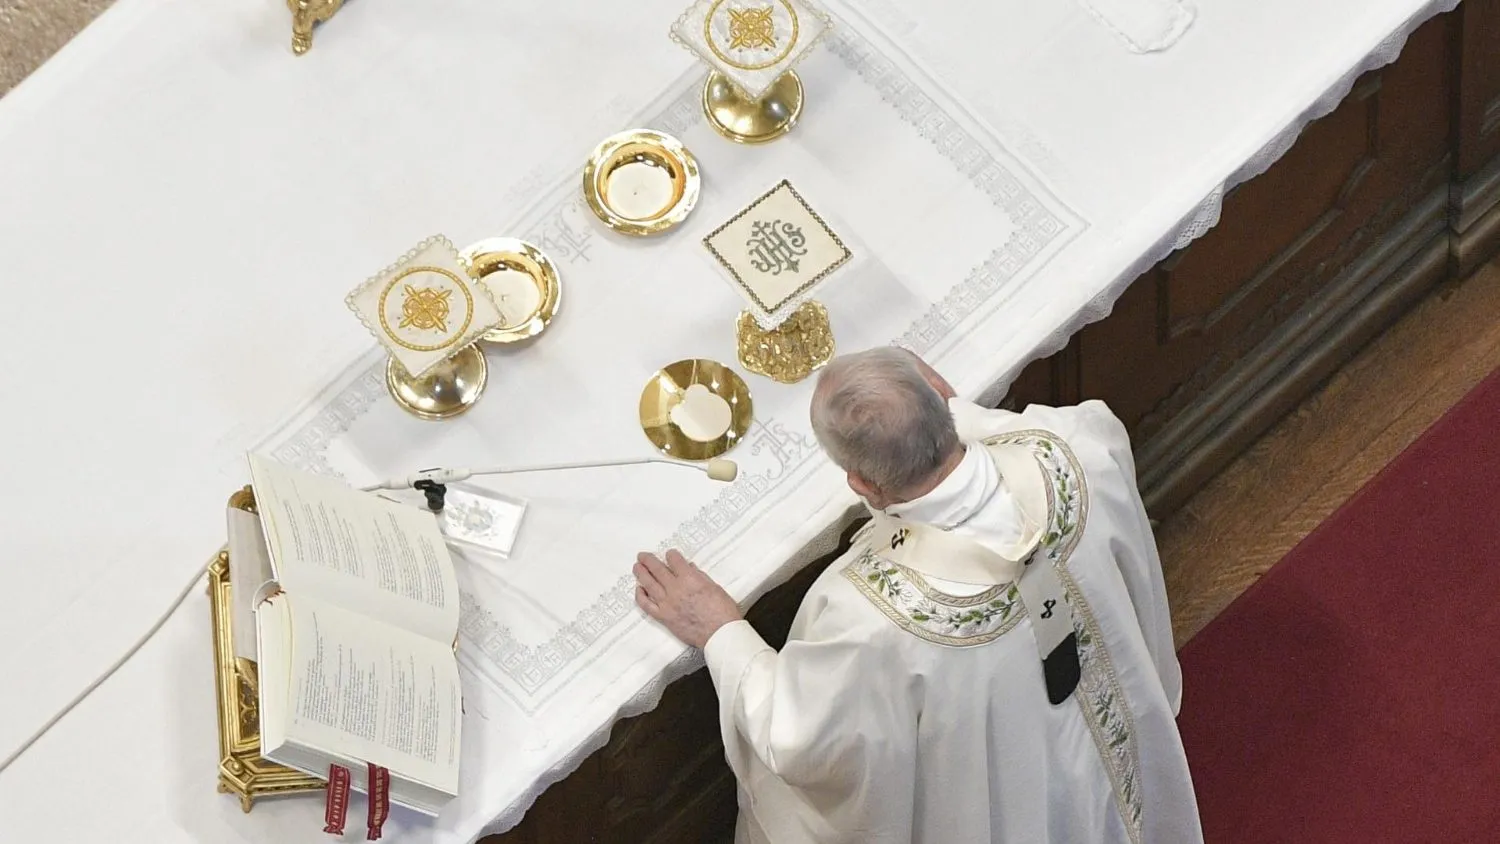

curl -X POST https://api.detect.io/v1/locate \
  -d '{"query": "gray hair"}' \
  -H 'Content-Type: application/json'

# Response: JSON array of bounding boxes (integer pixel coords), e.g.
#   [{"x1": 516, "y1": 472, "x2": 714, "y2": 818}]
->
[{"x1": 810, "y1": 347, "x2": 959, "y2": 495}]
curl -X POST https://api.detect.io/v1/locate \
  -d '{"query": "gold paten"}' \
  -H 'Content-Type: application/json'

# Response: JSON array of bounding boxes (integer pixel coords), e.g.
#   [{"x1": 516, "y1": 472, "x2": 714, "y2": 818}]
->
[
  {"x1": 703, "y1": 71, "x2": 804, "y2": 145},
  {"x1": 736, "y1": 300, "x2": 834, "y2": 384},
  {"x1": 288, "y1": 0, "x2": 343, "y2": 55},
  {"x1": 639, "y1": 359, "x2": 753, "y2": 461},
  {"x1": 213, "y1": 487, "x2": 325, "y2": 812},
  {"x1": 460, "y1": 238, "x2": 562, "y2": 344},
  {"x1": 583, "y1": 130, "x2": 701, "y2": 236},
  {"x1": 385, "y1": 344, "x2": 489, "y2": 421}
]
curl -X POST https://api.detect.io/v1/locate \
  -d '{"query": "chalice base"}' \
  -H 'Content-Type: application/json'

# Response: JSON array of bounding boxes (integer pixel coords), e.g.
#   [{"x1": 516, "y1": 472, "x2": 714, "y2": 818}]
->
[
  {"x1": 385, "y1": 344, "x2": 489, "y2": 421},
  {"x1": 703, "y1": 71, "x2": 804, "y2": 145},
  {"x1": 735, "y1": 301, "x2": 835, "y2": 384}
]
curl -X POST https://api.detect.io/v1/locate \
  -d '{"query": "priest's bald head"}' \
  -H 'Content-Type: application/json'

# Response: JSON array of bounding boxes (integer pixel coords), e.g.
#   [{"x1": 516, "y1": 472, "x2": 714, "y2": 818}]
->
[{"x1": 810, "y1": 347, "x2": 965, "y2": 511}]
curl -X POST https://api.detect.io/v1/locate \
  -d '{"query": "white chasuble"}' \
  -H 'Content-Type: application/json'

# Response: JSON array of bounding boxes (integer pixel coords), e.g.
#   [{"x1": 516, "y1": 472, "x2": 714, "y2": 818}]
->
[{"x1": 703, "y1": 399, "x2": 1202, "y2": 844}]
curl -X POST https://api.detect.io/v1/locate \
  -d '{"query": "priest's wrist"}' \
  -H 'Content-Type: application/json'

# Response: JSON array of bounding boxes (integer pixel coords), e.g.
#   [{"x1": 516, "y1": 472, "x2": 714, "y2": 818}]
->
[
  {"x1": 701, "y1": 616, "x2": 753, "y2": 652},
  {"x1": 693, "y1": 613, "x2": 744, "y2": 650}
]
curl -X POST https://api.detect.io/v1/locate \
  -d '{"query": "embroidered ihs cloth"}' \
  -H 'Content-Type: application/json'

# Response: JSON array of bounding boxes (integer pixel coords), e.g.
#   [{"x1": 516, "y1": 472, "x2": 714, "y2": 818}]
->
[{"x1": 703, "y1": 399, "x2": 1203, "y2": 844}]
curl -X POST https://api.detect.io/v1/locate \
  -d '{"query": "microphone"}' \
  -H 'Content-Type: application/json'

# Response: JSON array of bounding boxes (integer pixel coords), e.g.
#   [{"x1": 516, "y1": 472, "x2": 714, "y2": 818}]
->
[
  {"x1": 703, "y1": 457, "x2": 738, "y2": 482},
  {"x1": 360, "y1": 455, "x2": 739, "y2": 498}
]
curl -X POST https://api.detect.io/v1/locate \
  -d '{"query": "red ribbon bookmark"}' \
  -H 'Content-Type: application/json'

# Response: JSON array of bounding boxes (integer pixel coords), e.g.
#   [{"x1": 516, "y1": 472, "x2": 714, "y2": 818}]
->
[
  {"x1": 324, "y1": 764, "x2": 351, "y2": 835},
  {"x1": 366, "y1": 762, "x2": 391, "y2": 841}
]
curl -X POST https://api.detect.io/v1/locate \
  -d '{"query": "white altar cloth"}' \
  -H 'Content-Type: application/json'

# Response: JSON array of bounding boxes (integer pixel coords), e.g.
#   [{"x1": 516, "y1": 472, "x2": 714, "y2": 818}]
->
[{"x1": 0, "y1": 0, "x2": 1456, "y2": 841}]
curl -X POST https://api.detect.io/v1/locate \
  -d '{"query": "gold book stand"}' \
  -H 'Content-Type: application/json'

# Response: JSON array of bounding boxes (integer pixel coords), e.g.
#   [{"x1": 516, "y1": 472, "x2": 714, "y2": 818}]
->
[
  {"x1": 211, "y1": 486, "x2": 325, "y2": 811},
  {"x1": 288, "y1": 0, "x2": 345, "y2": 56}
]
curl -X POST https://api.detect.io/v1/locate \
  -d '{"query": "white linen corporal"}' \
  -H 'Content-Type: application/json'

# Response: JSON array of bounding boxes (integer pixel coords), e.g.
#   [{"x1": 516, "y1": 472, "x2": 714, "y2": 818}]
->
[{"x1": 704, "y1": 399, "x2": 1197, "y2": 844}]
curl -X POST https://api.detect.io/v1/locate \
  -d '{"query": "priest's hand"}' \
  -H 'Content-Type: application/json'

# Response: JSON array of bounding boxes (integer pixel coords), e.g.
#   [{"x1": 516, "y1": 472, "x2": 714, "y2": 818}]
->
[{"x1": 633, "y1": 549, "x2": 743, "y2": 649}]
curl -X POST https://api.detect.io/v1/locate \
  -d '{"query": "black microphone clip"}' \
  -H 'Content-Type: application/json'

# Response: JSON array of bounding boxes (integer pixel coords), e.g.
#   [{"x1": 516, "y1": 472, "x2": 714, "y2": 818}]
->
[{"x1": 412, "y1": 471, "x2": 448, "y2": 513}]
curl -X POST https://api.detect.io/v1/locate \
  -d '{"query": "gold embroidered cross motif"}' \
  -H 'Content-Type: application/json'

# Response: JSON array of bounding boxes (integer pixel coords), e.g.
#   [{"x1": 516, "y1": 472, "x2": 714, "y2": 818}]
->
[
  {"x1": 399, "y1": 285, "x2": 453, "y2": 333},
  {"x1": 727, "y1": 6, "x2": 777, "y2": 50}
]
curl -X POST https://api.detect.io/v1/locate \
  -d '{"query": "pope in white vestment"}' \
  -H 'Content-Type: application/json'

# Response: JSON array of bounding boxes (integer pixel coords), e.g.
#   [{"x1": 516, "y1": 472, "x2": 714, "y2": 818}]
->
[{"x1": 632, "y1": 348, "x2": 1203, "y2": 843}]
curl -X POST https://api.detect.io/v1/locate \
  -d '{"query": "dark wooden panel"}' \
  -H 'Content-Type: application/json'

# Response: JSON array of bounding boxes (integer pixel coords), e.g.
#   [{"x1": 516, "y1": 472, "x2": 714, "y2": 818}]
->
[
  {"x1": 1454, "y1": 0, "x2": 1500, "y2": 177},
  {"x1": 1001, "y1": 336, "x2": 1080, "y2": 411},
  {"x1": 1451, "y1": 0, "x2": 1500, "y2": 277},
  {"x1": 1137, "y1": 188, "x2": 1451, "y2": 515}
]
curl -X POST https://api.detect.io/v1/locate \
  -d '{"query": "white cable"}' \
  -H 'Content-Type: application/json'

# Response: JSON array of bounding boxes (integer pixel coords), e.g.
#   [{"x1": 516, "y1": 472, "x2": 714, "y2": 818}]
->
[
  {"x1": 360, "y1": 456, "x2": 738, "y2": 492},
  {"x1": 0, "y1": 560, "x2": 211, "y2": 777}
]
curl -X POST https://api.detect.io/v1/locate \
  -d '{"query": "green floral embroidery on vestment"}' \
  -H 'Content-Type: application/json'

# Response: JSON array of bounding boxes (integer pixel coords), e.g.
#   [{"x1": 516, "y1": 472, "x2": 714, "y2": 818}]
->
[{"x1": 844, "y1": 553, "x2": 1022, "y2": 645}]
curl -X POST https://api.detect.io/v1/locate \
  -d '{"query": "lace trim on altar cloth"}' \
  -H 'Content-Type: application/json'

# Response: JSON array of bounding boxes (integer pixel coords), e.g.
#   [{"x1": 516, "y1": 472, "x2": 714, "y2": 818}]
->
[{"x1": 843, "y1": 430, "x2": 1144, "y2": 843}]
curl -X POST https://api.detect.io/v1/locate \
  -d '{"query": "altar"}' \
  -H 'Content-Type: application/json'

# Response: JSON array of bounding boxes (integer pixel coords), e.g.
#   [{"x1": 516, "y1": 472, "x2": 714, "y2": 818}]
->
[{"x1": 0, "y1": 0, "x2": 1496, "y2": 841}]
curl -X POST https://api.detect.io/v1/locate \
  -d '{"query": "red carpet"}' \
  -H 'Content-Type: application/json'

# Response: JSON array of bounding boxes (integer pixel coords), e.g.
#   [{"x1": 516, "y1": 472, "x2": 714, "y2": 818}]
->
[{"x1": 1177, "y1": 368, "x2": 1500, "y2": 843}]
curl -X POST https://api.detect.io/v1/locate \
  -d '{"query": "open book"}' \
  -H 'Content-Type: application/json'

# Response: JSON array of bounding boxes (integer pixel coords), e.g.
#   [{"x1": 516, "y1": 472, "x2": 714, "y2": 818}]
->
[{"x1": 246, "y1": 453, "x2": 463, "y2": 816}]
